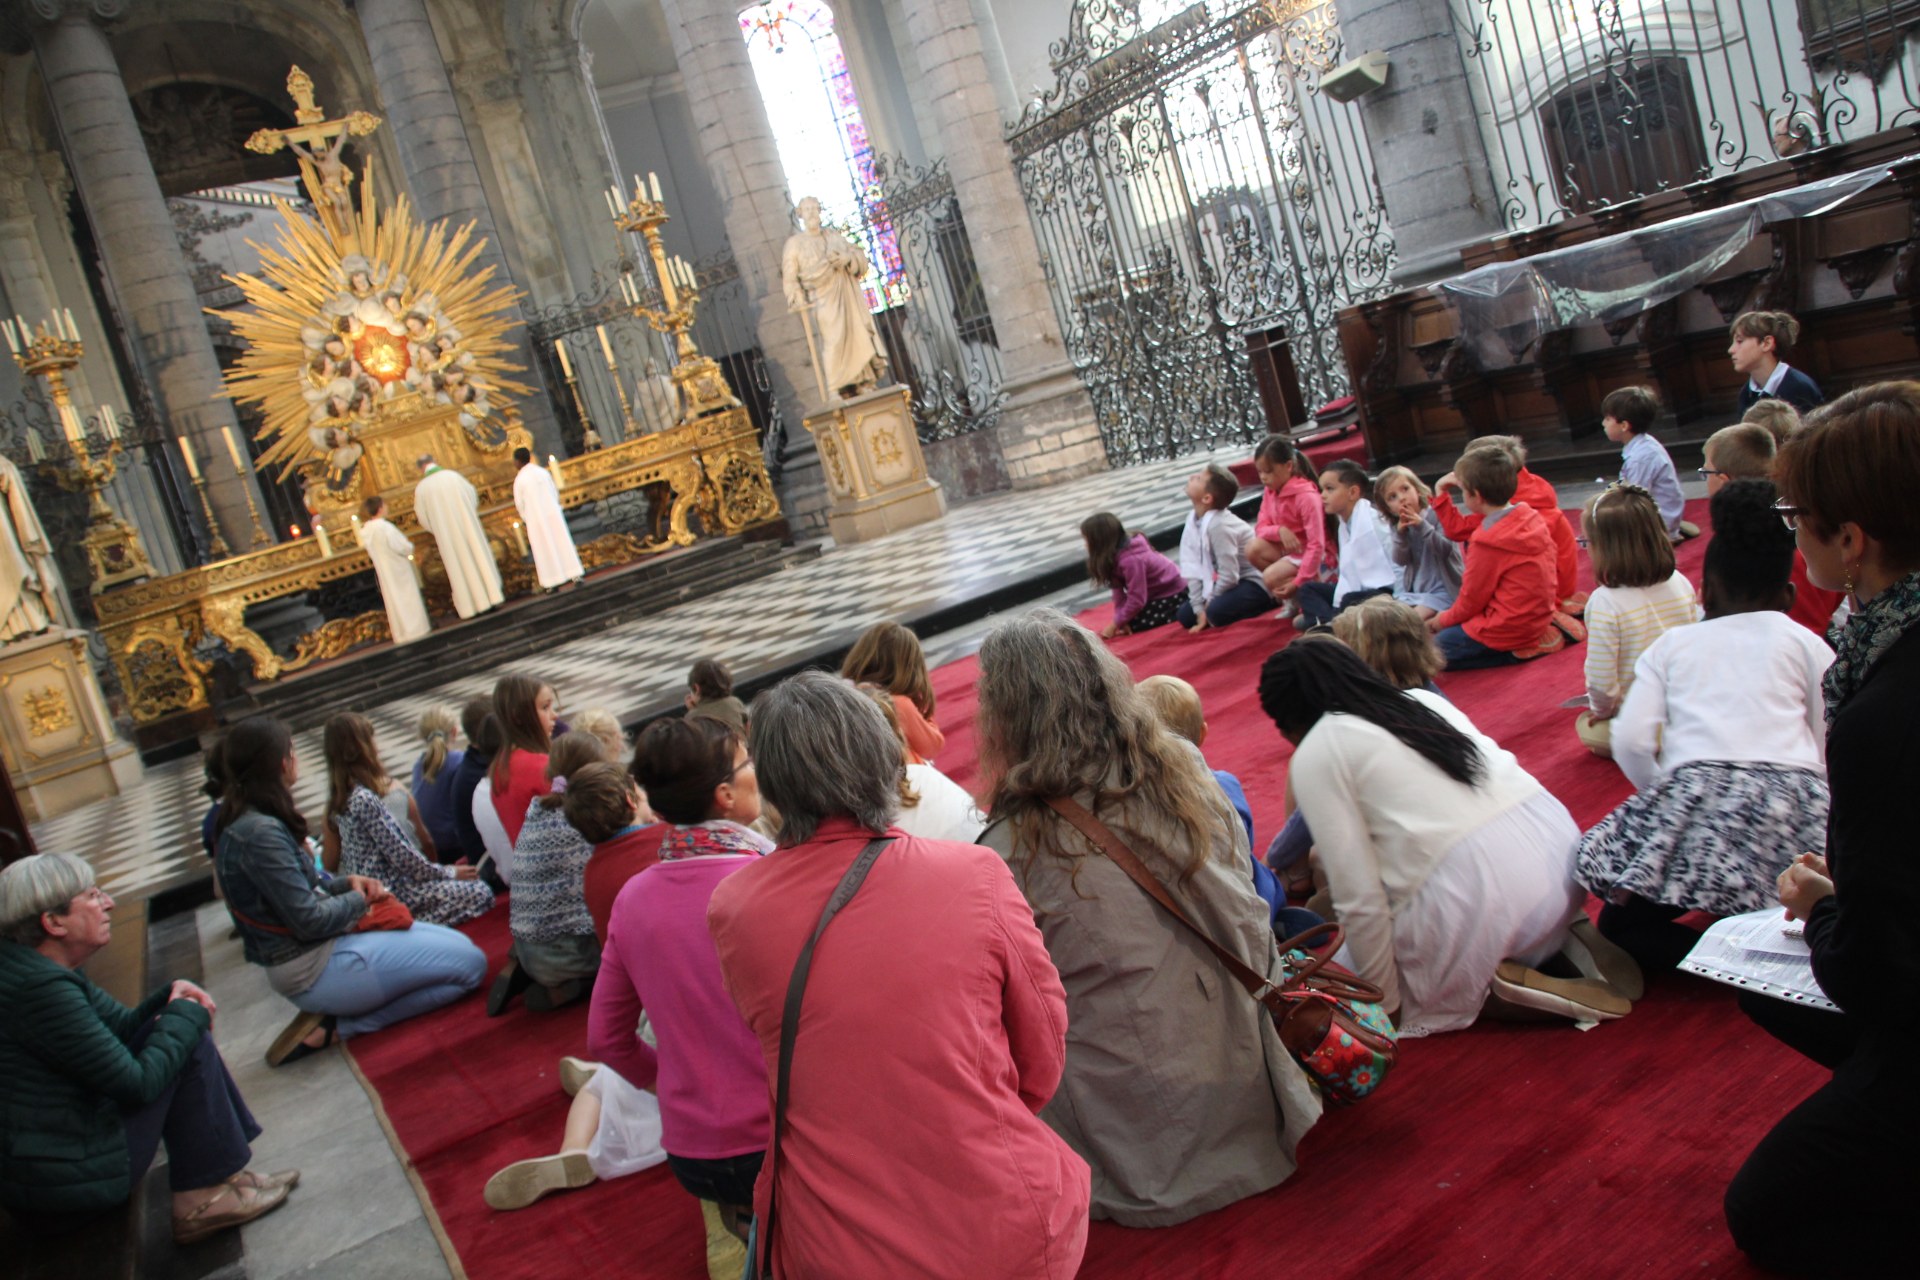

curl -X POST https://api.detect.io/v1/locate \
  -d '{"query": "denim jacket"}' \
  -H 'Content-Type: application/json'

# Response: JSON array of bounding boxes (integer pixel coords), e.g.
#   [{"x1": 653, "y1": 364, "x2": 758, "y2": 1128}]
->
[{"x1": 215, "y1": 809, "x2": 365, "y2": 968}]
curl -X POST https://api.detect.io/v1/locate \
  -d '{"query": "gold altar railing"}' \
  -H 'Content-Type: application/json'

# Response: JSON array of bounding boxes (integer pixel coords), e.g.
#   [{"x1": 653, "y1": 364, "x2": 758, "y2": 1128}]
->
[{"x1": 98, "y1": 407, "x2": 779, "y2": 726}]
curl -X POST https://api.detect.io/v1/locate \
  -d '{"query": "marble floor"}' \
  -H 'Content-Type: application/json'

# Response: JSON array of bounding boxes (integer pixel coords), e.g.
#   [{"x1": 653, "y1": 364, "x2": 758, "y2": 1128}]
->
[{"x1": 36, "y1": 448, "x2": 1243, "y2": 900}]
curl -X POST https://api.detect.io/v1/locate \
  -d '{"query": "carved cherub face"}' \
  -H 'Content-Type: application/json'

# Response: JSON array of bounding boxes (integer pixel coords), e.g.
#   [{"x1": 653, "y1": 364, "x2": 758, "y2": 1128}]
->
[
  {"x1": 404, "y1": 312, "x2": 431, "y2": 337},
  {"x1": 323, "y1": 336, "x2": 347, "y2": 359}
]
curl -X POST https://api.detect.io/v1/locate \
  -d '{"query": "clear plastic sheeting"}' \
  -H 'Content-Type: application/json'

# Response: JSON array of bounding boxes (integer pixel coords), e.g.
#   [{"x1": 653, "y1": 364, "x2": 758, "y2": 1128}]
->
[{"x1": 1432, "y1": 160, "x2": 1911, "y2": 368}]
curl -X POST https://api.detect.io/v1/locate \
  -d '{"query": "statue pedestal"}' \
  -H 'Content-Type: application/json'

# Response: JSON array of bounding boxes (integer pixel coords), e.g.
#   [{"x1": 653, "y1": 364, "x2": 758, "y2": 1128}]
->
[
  {"x1": 0, "y1": 629, "x2": 143, "y2": 822},
  {"x1": 803, "y1": 386, "x2": 946, "y2": 543}
]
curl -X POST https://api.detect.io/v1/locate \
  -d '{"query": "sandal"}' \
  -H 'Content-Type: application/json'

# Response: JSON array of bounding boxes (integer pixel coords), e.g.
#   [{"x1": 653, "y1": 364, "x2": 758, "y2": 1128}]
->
[
  {"x1": 173, "y1": 1178, "x2": 290, "y2": 1245},
  {"x1": 272, "y1": 1016, "x2": 338, "y2": 1067}
]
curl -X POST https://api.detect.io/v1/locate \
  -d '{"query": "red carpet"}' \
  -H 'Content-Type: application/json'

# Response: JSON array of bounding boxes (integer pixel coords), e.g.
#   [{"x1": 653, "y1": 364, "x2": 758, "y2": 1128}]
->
[{"x1": 348, "y1": 498, "x2": 1825, "y2": 1278}]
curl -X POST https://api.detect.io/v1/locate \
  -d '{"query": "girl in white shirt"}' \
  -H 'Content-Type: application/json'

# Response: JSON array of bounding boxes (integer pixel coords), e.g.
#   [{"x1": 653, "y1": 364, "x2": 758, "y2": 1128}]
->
[
  {"x1": 1261, "y1": 637, "x2": 1633, "y2": 1033},
  {"x1": 1576, "y1": 482, "x2": 1833, "y2": 972},
  {"x1": 1575, "y1": 484, "x2": 1702, "y2": 758}
]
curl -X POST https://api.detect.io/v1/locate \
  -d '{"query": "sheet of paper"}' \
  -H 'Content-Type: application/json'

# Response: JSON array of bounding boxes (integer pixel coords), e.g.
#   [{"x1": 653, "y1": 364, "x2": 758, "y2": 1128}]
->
[{"x1": 1679, "y1": 908, "x2": 1837, "y2": 1012}]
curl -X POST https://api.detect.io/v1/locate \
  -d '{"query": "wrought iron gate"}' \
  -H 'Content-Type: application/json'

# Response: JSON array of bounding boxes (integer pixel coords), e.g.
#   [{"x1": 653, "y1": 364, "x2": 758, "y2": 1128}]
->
[{"x1": 1008, "y1": 0, "x2": 1397, "y2": 465}]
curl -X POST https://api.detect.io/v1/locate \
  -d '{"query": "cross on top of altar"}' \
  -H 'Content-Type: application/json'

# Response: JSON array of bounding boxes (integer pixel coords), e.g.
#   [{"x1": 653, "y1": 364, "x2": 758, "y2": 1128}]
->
[{"x1": 244, "y1": 66, "x2": 383, "y2": 252}]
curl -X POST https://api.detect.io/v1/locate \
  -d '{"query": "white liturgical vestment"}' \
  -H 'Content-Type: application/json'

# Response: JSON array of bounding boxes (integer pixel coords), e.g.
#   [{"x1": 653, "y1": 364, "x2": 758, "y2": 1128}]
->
[
  {"x1": 357, "y1": 516, "x2": 430, "y2": 645},
  {"x1": 513, "y1": 462, "x2": 583, "y2": 589},
  {"x1": 413, "y1": 466, "x2": 502, "y2": 619}
]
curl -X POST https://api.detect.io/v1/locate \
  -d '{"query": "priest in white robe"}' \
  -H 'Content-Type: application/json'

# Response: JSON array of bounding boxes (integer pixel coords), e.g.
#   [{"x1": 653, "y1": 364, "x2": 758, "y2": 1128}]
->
[
  {"x1": 356, "y1": 496, "x2": 430, "y2": 645},
  {"x1": 413, "y1": 454, "x2": 503, "y2": 619},
  {"x1": 512, "y1": 448, "x2": 583, "y2": 590}
]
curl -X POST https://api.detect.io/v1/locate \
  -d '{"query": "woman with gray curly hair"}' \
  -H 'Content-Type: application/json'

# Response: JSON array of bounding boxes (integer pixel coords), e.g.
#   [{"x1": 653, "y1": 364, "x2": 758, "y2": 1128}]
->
[
  {"x1": 707, "y1": 670, "x2": 1088, "y2": 1279},
  {"x1": 975, "y1": 608, "x2": 1321, "y2": 1227},
  {"x1": 0, "y1": 852, "x2": 295, "y2": 1242}
]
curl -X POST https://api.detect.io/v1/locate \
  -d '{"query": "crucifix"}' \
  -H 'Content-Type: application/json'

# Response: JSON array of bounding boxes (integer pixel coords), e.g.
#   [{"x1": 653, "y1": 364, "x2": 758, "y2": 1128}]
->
[{"x1": 244, "y1": 66, "x2": 383, "y2": 252}]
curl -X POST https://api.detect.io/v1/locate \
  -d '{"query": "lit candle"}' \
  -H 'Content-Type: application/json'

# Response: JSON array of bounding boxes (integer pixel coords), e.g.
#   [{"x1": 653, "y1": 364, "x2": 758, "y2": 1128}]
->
[
  {"x1": 314, "y1": 520, "x2": 333, "y2": 557},
  {"x1": 649, "y1": 171, "x2": 662, "y2": 202},
  {"x1": 548, "y1": 453, "x2": 563, "y2": 487},
  {"x1": 510, "y1": 519, "x2": 528, "y2": 556},
  {"x1": 2, "y1": 320, "x2": 17, "y2": 354},
  {"x1": 554, "y1": 338, "x2": 573, "y2": 378},
  {"x1": 596, "y1": 324, "x2": 617, "y2": 367},
  {"x1": 290, "y1": 524, "x2": 301, "y2": 539},
  {"x1": 178, "y1": 436, "x2": 200, "y2": 479},
  {"x1": 220, "y1": 425, "x2": 246, "y2": 472},
  {"x1": 26, "y1": 428, "x2": 44, "y2": 462}
]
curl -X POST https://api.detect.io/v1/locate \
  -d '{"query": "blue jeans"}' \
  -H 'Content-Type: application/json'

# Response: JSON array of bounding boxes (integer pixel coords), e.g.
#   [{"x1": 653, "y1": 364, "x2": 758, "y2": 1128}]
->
[
  {"x1": 1434, "y1": 624, "x2": 1520, "y2": 670},
  {"x1": 291, "y1": 922, "x2": 488, "y2": 1037},
  {"x1": 1296, "y1": 582, "x2": 1392, "y2": 627},
  {"x1": 1176, "y1": 577, "x2": 1276, "y2": 629}
]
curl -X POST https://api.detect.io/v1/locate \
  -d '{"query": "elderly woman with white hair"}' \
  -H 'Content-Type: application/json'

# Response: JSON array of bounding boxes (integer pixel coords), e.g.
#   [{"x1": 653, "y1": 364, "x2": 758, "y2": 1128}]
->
[
  {"x1": 0, "y1": 852, "x2": 296, "y2": 1242},
  {"x1": 707, "y1": 670, "x2": 1089, "y2": 1279},
  {"x1": 975, "y1": 608, "x2": 1323, "y2": 1227}
]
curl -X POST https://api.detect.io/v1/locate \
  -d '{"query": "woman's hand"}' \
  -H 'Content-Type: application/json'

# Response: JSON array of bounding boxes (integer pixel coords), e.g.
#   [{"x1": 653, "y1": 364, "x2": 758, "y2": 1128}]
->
[
  {"x1": 345, "y1": 874, "x2": 390, "y2": 902},
  {"x1": 168, "y1": 980, "x2": 217, "y2": 1021},
  {"x1": 1777, "y1": 852, "x2": 1835, "y2": 921}
]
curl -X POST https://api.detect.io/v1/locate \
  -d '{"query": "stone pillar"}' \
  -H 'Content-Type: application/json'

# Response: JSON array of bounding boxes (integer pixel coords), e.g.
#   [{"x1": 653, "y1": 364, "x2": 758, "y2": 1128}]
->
[
  {"x1": 655, "y1": 0, "x2": 829, "y2": 531},
  {"x1": 896, "y1": 0, "x2": 1104, "y2": 488},
  {"x1": 513, "y1": 38, "x2": 626, "y2": 297},
  {"x1": 25, "y1": 0, "x2": 262, "y2": 546},
  {"x1": 1337, "y1": 0, "x2": 1504, "y2": 286},
  {"x1": 354, "y1": 0, "x2": 562, "y2": 455}
]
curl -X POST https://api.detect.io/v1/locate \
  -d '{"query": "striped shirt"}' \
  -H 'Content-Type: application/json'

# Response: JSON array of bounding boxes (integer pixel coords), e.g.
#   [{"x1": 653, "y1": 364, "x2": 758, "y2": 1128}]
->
[{"x1": 1584, "y1": 572, "x2": 1702, "y2": 717}]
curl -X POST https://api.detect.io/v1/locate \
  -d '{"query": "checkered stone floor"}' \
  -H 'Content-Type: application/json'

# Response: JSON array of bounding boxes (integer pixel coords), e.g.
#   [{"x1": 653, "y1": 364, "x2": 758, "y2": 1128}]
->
[{"x1": 34, "y1": 447, "x2": 1247, "y2": 900}]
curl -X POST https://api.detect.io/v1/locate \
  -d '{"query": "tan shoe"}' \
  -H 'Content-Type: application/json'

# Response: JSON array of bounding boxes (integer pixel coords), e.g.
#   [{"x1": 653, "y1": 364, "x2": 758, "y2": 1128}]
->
[
  {"x1": 483, "y1": 1151, "x2": 595, "y2": 1211},
  {"x1": 1490, "y1": 961, "x2": 1631, "y2": 1023},
  {"x1": 558, "y1": 1056, "x2": 596, "y2": 1098},
  {"x1": 1562, "y1": 918, "x2": 1646, "y2": 1001},
  {"x1": 173, "y1": 1179, "x2": 290, "y2": 1245},
  {"x1": 229, "y1": 1168, "x2": 301, "y2": 1193}
]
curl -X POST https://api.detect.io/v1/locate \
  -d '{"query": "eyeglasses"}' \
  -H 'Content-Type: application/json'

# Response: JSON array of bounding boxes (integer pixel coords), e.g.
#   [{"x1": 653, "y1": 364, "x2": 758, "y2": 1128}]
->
[
  {"x1": 1696, "y1": 467, "x2": 1724, "y2": 478},
  {"x1": 1772, "y1": 498, "x2": 1805, "y2": 531},
  {"x1": 52, "y1": 887, "x2": 110, "y2": 915},
  {"x1": 728, "y1": 755, "x2": 754, "y2": 779}
]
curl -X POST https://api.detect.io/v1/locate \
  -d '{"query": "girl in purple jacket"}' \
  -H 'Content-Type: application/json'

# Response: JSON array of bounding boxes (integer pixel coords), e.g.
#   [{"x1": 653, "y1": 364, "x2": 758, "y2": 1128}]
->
[{"x1": 1083, "y1": 511, "x2": 1187, "y2": 638}]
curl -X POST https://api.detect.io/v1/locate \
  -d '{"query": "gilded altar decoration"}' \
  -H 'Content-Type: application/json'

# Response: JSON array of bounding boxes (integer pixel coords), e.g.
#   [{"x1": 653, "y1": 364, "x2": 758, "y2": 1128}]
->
[
  {"x1": 216, "y1": 68, "x2": 532, "y2": 499},
  {"x1": 23, "y1": 684, "x2": 74, "y2": 738}
]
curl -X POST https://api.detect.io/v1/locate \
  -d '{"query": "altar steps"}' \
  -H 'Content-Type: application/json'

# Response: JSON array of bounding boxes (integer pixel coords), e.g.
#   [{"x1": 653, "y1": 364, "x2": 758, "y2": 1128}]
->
[{"x1": 222, "y1": 533, "x2": 819, "y2": 733}]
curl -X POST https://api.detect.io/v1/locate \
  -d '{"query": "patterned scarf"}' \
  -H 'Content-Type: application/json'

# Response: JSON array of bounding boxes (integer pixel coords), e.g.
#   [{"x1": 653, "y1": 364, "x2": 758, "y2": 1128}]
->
[
  {"x1": 1824, "y1": 569, "x2": 1920, "y2": 724},
  {"x1": 658, "y1": 819, "x2": 774, "y2": 861}
]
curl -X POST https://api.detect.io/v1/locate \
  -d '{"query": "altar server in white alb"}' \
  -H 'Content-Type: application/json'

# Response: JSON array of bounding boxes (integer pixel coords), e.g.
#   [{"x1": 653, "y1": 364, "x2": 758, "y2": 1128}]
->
[
  {"x1": 413, "y1": 454, "x2": 503, "y2": 619},
  {"x1": 512, "y1": 447, "x2": 583, "y2": 590},
  {"x1": 357, "y1": 495, "x2": 430, "y2": 645}
]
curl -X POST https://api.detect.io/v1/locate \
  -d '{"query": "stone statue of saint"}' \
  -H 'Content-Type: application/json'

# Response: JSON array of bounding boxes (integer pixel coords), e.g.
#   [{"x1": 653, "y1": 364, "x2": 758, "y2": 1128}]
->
[
  {"x1": 782, "y1": 196, "x2": 887, "y2": 399},
  {"x1": 0, "y1": 455, "x2": 63, "y2": 642}
]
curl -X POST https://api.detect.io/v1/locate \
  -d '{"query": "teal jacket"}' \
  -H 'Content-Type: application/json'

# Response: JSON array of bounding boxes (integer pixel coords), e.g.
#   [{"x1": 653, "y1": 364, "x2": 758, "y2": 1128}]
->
[{"x1": 0, "y1": 941, "x2": 211, "y2": 1215}]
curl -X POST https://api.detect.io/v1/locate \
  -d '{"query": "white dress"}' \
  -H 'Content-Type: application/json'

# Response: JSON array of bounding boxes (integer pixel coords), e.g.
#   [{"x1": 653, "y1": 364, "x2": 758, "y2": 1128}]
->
[
  {"x1": 413, "y1": 465, "x2": 503, "y2": 618},
  {"x1": 581, "y1": 1067, "x2": 668, "y2": 1181},
  {"x1": 357, "y1": 516, "x2": 430, "y2": 644},
  {"x1": 513, "y1": 462, "x2": 583, "y2": 589},
  {"x1": 892, "y1": 764, "x2": 988, "y2": 844}
]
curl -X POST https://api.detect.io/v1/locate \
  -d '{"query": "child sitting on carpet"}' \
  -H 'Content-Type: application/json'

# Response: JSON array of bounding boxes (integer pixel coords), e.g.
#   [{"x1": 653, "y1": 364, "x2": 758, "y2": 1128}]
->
[
  {"x1": 408, "y1": 707, "x2": 466, "y2": 864},
  {"x1": 841, "y1": 621, "x2": 944, "y2": 763},
  {"x1": 1081, "y1": 510, "x2": 1186, "y2": 637},
  {"x1": 684, "y1": 657, "x2": 747, "y2": 736},
  {"x1": 1740, "y1": 397, "x2": 1800, "y2": 445},
  {"x1": 1246, "y1": 435, "x2": 1327, "y2": 608},
  {"x1": 1702, "y1": 422, "x2": 1847, "y2": 639},
  {"x1": 1431, "y1": 436, "x2": 1585, "y2": 614},
  {"x1": 491, "y1": 731, "x2": 609, "y2": 1016},
  {"x1": 1602, "y1": 386, "x2": 1692, "y2": 540},
  {"x1": 1376, "y1": 465, "x2": 1461, "y2": 618},
  {"x1": 1177, "y1": 463, "x2": 1274, "y2": 631},
  {"x1": 1426, "y1": 446, "x2": 1563, "y2": 670},
  {"x1": 855, "y1": 683, "x2": 988, "y2": 843},
  {"x1": 1294, "y1": 460, "x2": 1397, "y2": 627},
  {"x1": 569, "y1": 761, "x2": 663, "y2": 945},
  {"x1": 1574, "y1": 481, "x2": 1834, "y2": 974},
  {"x1": 568, "y1": 708, "x2": 630, "y2": 767},
  {"x1": 1731, "y1": 309, "x2": 1824, "y2": 416},
  {"x1": 1574, "y1": 485, "x2": 1701, "y2": 758}
]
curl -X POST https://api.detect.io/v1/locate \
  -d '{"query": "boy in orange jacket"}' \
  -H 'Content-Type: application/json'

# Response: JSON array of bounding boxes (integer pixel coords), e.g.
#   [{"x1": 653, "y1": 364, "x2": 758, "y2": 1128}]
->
[
  {"x1": 1429, "y1": 434, "x2": 1586, "y2": 614},
  {"x1": 1426, "y1": 445, "x2": 1562, "y2": 669}
]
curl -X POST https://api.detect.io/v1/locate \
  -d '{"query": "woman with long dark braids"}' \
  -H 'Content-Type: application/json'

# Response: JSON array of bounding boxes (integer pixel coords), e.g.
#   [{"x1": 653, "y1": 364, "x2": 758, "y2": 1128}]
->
[{"x1": 1260, "y1": 639, "x2": 1639, "y2": 1032}]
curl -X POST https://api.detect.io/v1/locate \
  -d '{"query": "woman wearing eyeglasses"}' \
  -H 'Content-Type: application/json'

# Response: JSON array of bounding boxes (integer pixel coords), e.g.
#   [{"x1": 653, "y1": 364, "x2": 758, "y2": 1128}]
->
[
  {"x1": 1725, "y1": 382, "x2": 1920, "y2": 1277},
  {"x1": 0, "y1": 853, "x2": 296, "y2": 1243}
]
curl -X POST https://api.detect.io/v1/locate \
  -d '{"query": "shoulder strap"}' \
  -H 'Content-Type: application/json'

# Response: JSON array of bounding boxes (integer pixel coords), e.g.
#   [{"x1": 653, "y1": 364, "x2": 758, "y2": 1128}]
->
[{"x1": 759, "y1": 836, "x2": 895, "y2": 1278}]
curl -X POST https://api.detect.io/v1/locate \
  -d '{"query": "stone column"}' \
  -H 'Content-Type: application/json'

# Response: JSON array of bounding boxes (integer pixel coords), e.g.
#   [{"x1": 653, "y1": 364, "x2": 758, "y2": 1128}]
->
[
  {"x1": 896, "y1": 0, "x2": 1104, "y2": 488},
  {"x1": 655, "y1": 0, "x2": 829, "y2": 531},
  {"x1": 25, "y1": 0, "x2": 262, "y2": 546},
  {"x1": 354, "y1": 0, "x2": 561, "y2": 454},
  {"x1": 1336, "y1": 0, "x2": 1504, "y2": 285},
  {"x1": 513, "y1": 38, "x2": 626, "y2": 298}
]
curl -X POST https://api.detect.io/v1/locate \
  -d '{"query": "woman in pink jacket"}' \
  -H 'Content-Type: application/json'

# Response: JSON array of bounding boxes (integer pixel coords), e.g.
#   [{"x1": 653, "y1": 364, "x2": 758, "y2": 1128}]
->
[{"x1": 708, "y1": 672, "x2": 1089, "y2": 1279}]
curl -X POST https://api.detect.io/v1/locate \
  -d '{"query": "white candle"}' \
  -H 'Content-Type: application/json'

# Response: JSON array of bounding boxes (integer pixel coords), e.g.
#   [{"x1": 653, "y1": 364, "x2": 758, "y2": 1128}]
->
[
  {"x1": 15, "y1": 316, "x2": 30, "y2": 345},
  {"x1": 62, "y1": 308, "x2": 77, "y2": 341},
  {"x1": 510, "y1": 519, "x2": 528, "y2": 556},
  {"x1": 554, "y1": 338, "x2": 573, "y2": 378},
  {"x1": 314, "y1": 521, "x2": 333, "y2": 557},
  {"x1": 220, "y1": 425, "x2": 246, "y2": 471},
  {"x1": 97, "y1": 405, "x2": 117, "y2": 440},
  {"x1": 650, "y1": 171, "x2": 662, "y2": 202},
  {"x1": 596, "y1": 324, "x2": 616, "y2": 367},
  {"x1": 605, "y1": 189, "x2": 619, "y2": 217},
  {"x1": 26, "y1": 428, "x2": 43, "y2": 462},
  {"x1": 59, "y1": 403, "x2": 83, "y2": 444},
  {"x1": 178, "y1": 436, "x2": 200, "y2": 479},
  {"x1": 3, "y1": 320, "x2": 17, "y2": 353},
  {"x1": 548, "y1": 454, "x2": 563, "y2": 487}
]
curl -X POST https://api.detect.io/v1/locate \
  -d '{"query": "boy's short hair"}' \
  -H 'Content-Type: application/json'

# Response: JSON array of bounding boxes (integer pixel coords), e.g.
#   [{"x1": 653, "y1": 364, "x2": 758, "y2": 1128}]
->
[
  {"x1": 1740, "y1": 398, "x2": 1801, "y2": 444},
  {"x1": 1454, "y1": 445, "x2": 1519, "y2": 506},
  {"x1": 1705, "y1": 422, "x2": 1776, "y2": 481},
  {"x1": 1729, "y1": 309, "x2": 1801, "y2": 351},
  {"x1": 1136, "y1": 674, "x2": 1206, "y2": 746},
  {"x1": 360, "y1": 496, "x2": 385, "y2": 520},
  {"x1": 1466, "y1": 434, "x2": 1527, "y2": 466},
  {"x1": 1322, "y1": 459, "x2": 1371, "y2": 498},
  {"x1": 1600, "y1": 385, "x2": 1660, "y2": 433},
  {"x1": 1201, "y1": 464, "x2": 1238, "y2": 510}
]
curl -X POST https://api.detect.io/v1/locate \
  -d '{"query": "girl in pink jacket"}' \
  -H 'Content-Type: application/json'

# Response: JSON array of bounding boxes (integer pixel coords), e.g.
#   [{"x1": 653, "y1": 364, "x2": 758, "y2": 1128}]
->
[{"x1": 1247, "y1": 436, "x2": 1328, "y2": 602}]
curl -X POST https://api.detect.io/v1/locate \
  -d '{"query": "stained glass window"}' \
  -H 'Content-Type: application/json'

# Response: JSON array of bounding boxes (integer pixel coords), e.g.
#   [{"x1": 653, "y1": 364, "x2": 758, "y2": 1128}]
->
[{"x1": 739, "y1": 1, "x2": 907, "y2": 311}]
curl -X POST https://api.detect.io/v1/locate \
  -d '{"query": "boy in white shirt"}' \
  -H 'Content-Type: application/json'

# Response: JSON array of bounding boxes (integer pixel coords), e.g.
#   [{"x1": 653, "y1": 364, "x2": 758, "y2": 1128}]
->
[
  {"x1": 1292, "y1": 461, "x2": 1397, "y2": 628},
  {"x1": 1176, "y1": 464, "x2": 1274, "y2": 632}
]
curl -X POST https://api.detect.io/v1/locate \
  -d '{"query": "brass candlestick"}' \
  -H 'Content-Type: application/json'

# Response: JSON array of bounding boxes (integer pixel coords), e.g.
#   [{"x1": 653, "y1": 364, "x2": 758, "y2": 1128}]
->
[
  {"x1": 552, "y1": 339, "x2": 595, "y2": 446},
  {"x1": 597, "y1": 322, "x2": 637, "y2": 434},
  {"x1": 188, "y1": 470, "x2": 233, "y2": 560},
  {"x1": 611, "y1": 175, "x2": 740, "y2": 423},
  {"x1": 237, "y1": 463, "x2": 272, "y2": 547},
  {"x1": 4, "y1": 313, "x2": 154, "y2": 591}
]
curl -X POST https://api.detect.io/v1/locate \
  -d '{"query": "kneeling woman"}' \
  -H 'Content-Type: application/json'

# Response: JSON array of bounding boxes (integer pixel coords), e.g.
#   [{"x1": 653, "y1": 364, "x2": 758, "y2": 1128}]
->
[
  {"x1": 0, "y1": 853, "x2": 295, "y2": 1243},
  {"x1": 1260, "y1": 639, "x2": 1638, "y2": 1032},
  {"x1": 216, "y1": 717, "x2": 488, "y2": 1064}
]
